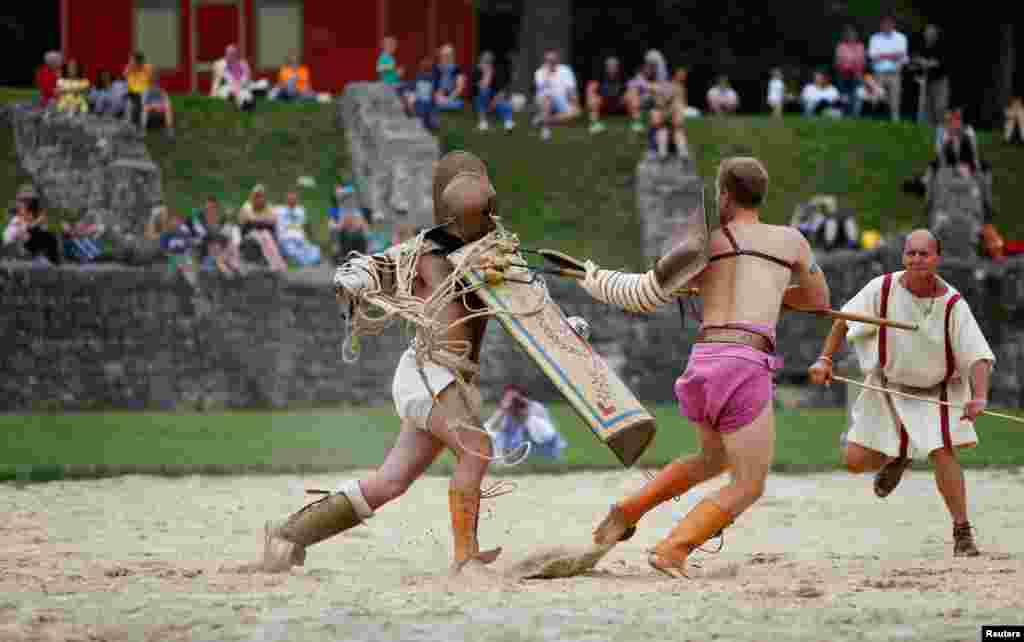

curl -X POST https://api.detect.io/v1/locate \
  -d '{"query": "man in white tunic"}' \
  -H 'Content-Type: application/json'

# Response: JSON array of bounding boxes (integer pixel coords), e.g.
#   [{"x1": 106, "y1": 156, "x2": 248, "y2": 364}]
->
[{"x1": 809, "y1": 229, "x2": 994, "y2": 556}]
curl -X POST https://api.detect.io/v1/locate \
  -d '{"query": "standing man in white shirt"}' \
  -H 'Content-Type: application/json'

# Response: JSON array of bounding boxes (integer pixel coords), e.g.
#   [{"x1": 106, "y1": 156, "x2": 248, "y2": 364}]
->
[
  {"x1": 868, "y1": 14, "x2": 909, "y2": 122},
  {"x1": 533, "y1": 49, "x2": 581, "y2": 141}
]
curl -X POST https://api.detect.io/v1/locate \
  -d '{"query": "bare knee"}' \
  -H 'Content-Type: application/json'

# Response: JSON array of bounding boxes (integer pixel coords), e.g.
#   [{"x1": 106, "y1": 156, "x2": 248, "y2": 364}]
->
[
  {"x1": 734, "y1": 477, "x2": 766, "y2": 503},
  {"x1": 374, "y1": 474, "x2": 413, "y2": 502},
  {"x1": 843, "y1": 443, "x2": 885, "y2": 474}
]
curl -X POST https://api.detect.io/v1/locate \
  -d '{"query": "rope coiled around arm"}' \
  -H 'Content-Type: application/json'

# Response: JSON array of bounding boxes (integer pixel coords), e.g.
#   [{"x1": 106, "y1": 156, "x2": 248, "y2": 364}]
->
[{"x1": 580, "y1": 262, "x2": 674, "y2": 313}]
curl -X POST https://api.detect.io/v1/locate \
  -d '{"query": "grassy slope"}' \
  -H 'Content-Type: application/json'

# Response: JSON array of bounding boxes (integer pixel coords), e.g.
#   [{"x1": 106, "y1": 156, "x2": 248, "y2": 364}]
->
[
  {"x1": 441, "y1": 111, "x2": 1024, "y2": 269},
  {"x1": 2, "y1": 404, "x2": 1023, "y2": 481},
  {"x1": 4, "y1": 88, "x2": 1024, "y2": 268}
]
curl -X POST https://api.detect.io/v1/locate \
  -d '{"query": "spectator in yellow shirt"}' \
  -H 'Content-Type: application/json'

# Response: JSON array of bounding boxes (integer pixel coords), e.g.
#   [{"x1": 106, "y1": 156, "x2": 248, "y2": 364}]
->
[
  {"x1": 270, "y1": 53, "x2": 314, "y2": 101},
  {"x1": 124, "y1": 52, "x2": 153, "y2": 126}
]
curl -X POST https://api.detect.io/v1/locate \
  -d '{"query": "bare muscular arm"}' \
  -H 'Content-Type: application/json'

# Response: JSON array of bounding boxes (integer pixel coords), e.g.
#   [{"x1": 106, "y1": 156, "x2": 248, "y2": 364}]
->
[
  {"x1": 962, "y1": 359, "x2": 994, "y2": 421},
  {"x1": 783, "y1": 232, "x2": 830, "y2": 311}
]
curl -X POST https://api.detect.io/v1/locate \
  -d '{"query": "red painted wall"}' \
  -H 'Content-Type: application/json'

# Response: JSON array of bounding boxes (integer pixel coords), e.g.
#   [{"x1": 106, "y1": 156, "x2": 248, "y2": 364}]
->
[
  {"x1": 63, "y1": 0, "x2": 475, "y2": 95},
  {"x1": 303, "y1": 0, "x2": 380, "y2": 92},
  {"x1": 66, "y1": 0, "x2": 133, "y2": 83}
]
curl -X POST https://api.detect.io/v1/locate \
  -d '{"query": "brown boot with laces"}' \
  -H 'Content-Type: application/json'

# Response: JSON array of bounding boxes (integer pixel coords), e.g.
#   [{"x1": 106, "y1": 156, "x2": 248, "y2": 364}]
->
[{"x1": 953, "y1": 522, "x2": 980, "y2": 557}]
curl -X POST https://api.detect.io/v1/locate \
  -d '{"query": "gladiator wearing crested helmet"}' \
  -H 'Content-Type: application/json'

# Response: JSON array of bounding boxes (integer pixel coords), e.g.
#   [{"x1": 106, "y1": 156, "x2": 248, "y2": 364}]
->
[{"x1": 245, "y1": 151, "x2": 508, "y2": 575}]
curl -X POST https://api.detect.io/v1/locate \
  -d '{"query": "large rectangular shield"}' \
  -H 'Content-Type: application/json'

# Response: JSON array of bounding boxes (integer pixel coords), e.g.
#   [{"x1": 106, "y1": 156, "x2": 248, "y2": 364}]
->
[{"x1": 449, "y1": 240, "x2": 656, "y2": 467}]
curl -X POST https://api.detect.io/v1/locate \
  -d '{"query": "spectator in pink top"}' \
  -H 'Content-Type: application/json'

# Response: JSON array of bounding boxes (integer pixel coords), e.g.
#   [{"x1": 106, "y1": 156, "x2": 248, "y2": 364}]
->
[{"x1": 835, "y1": 26, "x2": 866, "y2": 115}]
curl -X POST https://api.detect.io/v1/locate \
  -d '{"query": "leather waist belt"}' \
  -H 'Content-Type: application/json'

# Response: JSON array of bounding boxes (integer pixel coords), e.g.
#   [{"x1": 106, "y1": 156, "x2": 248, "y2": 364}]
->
[{"x1": 694, "y1": 328, "x2": 774, "y2": 354}]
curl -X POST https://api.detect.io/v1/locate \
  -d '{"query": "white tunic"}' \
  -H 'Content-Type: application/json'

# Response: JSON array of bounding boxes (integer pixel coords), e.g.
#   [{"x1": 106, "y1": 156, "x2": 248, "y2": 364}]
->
[{"x1": 842, "y1": 272, "x2": 995, "y2": 459}]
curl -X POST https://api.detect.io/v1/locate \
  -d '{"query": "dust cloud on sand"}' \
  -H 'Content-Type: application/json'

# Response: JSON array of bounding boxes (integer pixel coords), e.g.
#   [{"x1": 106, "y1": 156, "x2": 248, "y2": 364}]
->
[{"x1": 2, "y1": 468, "x2": 1022, "y2": 641}]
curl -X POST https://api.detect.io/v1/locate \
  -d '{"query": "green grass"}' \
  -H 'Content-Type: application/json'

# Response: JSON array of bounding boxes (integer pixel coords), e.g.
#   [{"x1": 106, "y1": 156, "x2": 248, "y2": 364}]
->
[
  {"x1": 2, "y1": 403, "x2": 1022, "y2": 483},
  {"x1": 441, "y1": 111, "x2": 1024, "y2": 269},
  {"x1": 1, "y1": 90, "x2": 350, "y2": 248},
  {"x1": 5, "y1": 88, "x2": 1024, "y2": 268}
]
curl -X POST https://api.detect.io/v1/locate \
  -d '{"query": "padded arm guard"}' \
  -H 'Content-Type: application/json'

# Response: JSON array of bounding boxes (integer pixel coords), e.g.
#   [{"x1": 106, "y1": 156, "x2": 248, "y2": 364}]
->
[{"x1": 580, "y1": 263, "x2": 674, "y2": 314}]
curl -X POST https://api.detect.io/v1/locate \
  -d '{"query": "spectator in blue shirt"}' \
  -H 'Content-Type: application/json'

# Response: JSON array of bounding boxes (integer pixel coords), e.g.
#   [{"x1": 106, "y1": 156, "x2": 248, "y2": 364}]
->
[{"x1": 485, "y1": 385, "x2": 568, "y2": 463}]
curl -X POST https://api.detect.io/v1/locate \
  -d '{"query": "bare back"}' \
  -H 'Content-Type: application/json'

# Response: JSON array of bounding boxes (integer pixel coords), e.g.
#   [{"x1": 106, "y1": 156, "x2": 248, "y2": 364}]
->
[
  {"x1": 414, "y1": 253, "x2": 488, "y2": 377},
  {"x1": 697, "y1": 222, "x2": 807, "y2": 329}
]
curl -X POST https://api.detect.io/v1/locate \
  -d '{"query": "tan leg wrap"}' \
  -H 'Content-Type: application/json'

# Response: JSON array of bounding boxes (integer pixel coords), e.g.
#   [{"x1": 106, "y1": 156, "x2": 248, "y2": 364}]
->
[
  {"x1": 449, "y1": 488, "x2": 502, "y2": 572},
  {"x1": 259, "y1": 480, "x2": 372, "y2": 573},
  {"x1": 649, "y1": 499, "x2": 733, "y2": 578}
]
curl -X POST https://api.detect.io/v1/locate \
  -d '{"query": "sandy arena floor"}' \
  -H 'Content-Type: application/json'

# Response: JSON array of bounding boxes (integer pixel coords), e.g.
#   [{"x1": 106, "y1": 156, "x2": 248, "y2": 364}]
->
[{"x1": 2, "y1": 468, "x2": 1023, "y2": 642}]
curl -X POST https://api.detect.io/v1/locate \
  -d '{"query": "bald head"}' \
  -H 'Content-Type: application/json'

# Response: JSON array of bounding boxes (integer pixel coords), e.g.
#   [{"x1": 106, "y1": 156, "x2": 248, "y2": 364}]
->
[{"x1": 905, "y1": 229, "x2": 940, "y2": 256}]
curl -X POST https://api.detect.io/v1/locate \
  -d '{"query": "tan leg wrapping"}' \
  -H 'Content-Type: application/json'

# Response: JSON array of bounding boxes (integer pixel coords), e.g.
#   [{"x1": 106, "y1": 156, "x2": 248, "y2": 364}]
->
[
  {"x1": 449, "y1": 488, "x2": 502, "y2": 571},
  {"x1": 649, "y1": 499, "x2": 733, "y2": 578},
  {"x1": 259, "y1": 482, "x2": 371, "y2": 573}
]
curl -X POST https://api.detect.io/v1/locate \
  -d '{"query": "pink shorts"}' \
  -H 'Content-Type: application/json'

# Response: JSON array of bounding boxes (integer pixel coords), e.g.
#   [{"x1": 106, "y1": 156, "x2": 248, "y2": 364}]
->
[{"x1": 674, "y1": 343, "x2": 783, "y2": 433}]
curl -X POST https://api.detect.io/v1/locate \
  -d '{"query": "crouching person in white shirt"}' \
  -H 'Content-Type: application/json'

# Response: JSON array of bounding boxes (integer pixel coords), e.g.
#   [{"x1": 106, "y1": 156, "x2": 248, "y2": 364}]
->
[
  {"x1": 485, "y1": 385, "x2": 568, "y2": 463},
  {"x1": 802, "y1": 71, "x2": 842, "y2": 117}
]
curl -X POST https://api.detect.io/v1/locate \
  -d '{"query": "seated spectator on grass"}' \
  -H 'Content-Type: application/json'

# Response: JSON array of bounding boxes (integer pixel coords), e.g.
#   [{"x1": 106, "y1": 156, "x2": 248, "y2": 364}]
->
[
  {"x1": 152, "y1": 205, "x2": 199, "y2": 284},
  {"x1": 409, "y1": 57, "x2": 440, "y2": 131},
  {"x1": 1005, "y1": 97, "x2": 1024, "y2": 145},
  {"x1": 88, "y1": 70, "x2": 129, "y2": 118},
  {"x1": 377, "y1": 36, "x2": 404, "y2": 88},
  {"x1": 61, "y1": 216, "x2": 103, "y2": 263},
  {"x1": 433, "y1": 44, "x2": 467, "y2": 112},
  {"x1": 275, "y1": 191, "x2": 321, "y2": 266},
  {"x1": 624, "y1": 51, "x2": 669, "y2": 133},
  {"x1": 647, "y1": 68, "x2": 690, "y2": 159},
  {"x1": 767, "y1": 68, "x2": 786, "y2": 117},
  {"x1": 533, "y1": 49, "x2": 581, "y2": 141},
  {"x1": 56, "y1": 59, "x2": 90, "y2": 115},
  {"x1": 188, "y1": 196, "x2": 243, "y2": 276},
  {"x1": 933, "y1": 109, "x2": 988, "y2": 178},
  {"x1": 855, "y1": 73, "x2": 887, "y2": 117},
  {"x1": 124, "y1": 52, "x2": 153, "y2": 125},
  {"x1": 141, "y1": 73, "x2": 175, "y2": 139},
  {"x1": 239, "y1": 184, "x2": 288, "y2": 272},
  {"x1": 328, "y1": 185, "x2": 370, "y2": 261},
  {"x1": 20, "y1": 195, "x2": 61, "y2": 266},
  {"x1": 270, "y1": 53, "x2": 314, "y2": 101},
  {"x1": 36, "y1": 51, "x2": 62, "y2": 108},
  {"x1": 707, "y1": 75, "x2": 739, "y2": 115},
  {"x1": 586, "y1": 56, "x2": 627, "y2": 134},
  {"x1": 211, "y1": 44, "x2": 254, "y2": 110},
  {"x1": 801, "y1": 71, "x2": 842, "y2": 117},
  {"x1": 473, "y1": 51, "x2": 514, "y2": 131},
  {"x1": 485, "y1": 385, "x2": 568, "y2": 463}
]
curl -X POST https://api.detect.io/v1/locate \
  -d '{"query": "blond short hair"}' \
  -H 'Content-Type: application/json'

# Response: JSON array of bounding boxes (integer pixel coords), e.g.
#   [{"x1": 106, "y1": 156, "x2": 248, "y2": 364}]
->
[{"x1": 716, "y1": 157, "x2": 769, "y2": 208}]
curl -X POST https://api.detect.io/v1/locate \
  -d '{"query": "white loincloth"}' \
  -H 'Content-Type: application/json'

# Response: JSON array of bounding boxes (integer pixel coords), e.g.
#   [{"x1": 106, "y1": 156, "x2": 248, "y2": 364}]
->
[{"x1": 392, "y1": 347, "x2": 483, "y2": 431}]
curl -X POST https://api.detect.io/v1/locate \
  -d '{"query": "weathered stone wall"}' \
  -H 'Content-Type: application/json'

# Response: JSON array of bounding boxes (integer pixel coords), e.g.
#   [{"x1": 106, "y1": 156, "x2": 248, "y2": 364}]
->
[
  {"x1": 636, "y1": 157, "x2": 705, "y2": 260},
  {"x1": 928, "y1": 167, "x2": 989, "y2": 260},
  {"x1": 2, "y1": 249, "x2": 1022, "y2": 412},
  {"x1": 10, "y1": 106, "x2": 163, "y2": 262},
  {"x1": 337, "y1": 83, "x2": 438, "y2": 230}
]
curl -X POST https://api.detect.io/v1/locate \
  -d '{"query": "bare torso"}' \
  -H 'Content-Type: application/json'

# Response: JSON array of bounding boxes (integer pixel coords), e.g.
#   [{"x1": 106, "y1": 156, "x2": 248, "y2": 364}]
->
[
  {"x1": 696, "y1": 222, "x2": 803, "y2": 329},
  {"x1": 414, "y1": 252, "x2": 487, "y2": 378}
]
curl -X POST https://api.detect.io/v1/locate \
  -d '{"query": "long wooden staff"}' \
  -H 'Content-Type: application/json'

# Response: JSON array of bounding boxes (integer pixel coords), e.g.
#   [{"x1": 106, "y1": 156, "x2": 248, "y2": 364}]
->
[
  {"x1": 832, "y1": 374, "x2": 1024, "y2": 424},
  {"x1": 527, "y1": 248, "x2": 915, "y2": 331}
]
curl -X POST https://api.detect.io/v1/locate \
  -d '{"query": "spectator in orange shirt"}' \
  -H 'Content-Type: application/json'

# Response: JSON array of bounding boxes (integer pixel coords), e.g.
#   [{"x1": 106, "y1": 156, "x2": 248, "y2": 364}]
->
[
  {"x1": 124, "y1": 52, "x2": 154, "y2": 125},
  {"x1": 271, "y1": 53, "x2": 314, "y2": 101},
  {"x1": 36, "y1": 51, "x2": 62, "y2": 108}
]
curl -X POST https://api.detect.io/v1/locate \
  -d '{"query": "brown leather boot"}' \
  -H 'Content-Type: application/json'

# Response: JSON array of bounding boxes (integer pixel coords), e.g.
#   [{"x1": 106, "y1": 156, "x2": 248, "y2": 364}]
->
[
  {"x1": 593, "y1": 504, "x2": 638, "y2": 547},
  {"x1": 256, "y1": 482, "x2": 371, "y2": 573},
  {"x1": 873, "y1": 457, "x2": 910, "y2": 498},
  {"x1": 449, "y1": 488, "x2": 502, "y2": 572},
  {"x1": 648, "y1": 499, "x2": 733, "y2": 578},
  {"x1": 953, "y1": 522, "x2": 980, "y2": 557}
]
